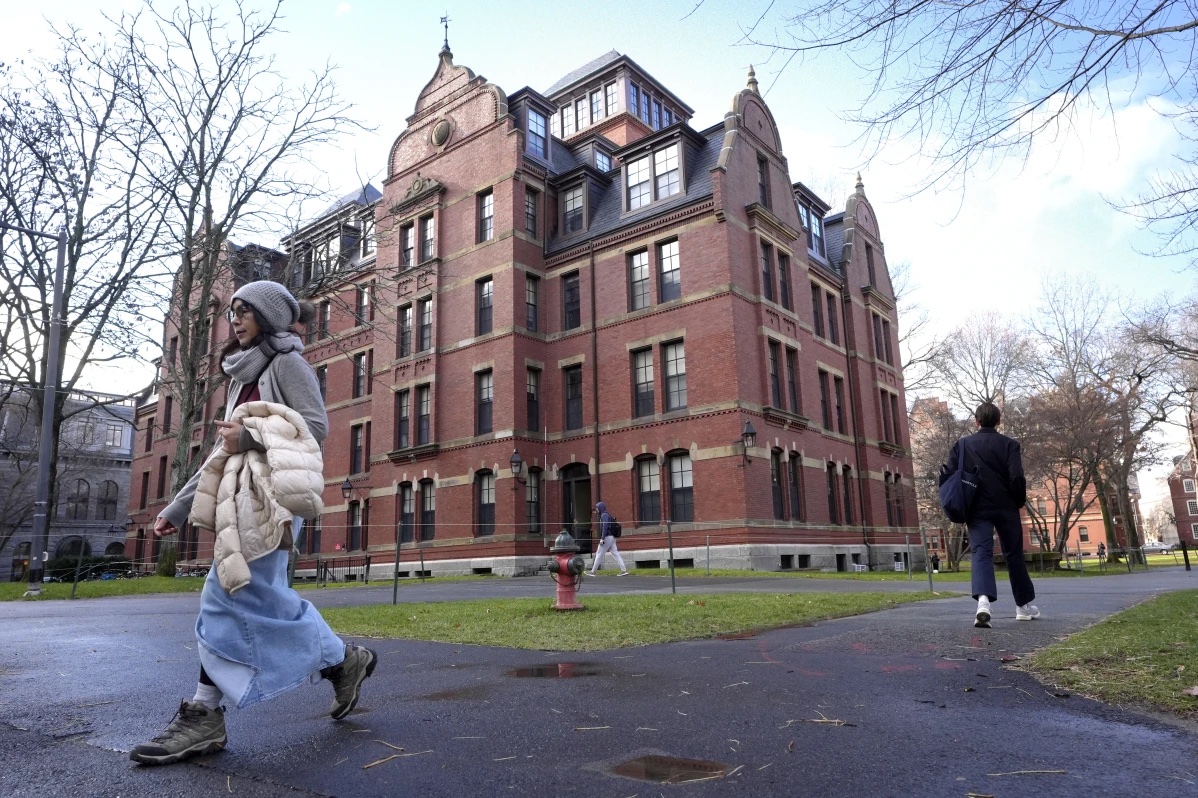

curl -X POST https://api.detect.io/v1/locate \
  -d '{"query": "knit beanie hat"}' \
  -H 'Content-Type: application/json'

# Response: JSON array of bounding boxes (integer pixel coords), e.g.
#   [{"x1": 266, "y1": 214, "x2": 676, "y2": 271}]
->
[{"x1": 231, "y1": 281, "x2": 300, "y2": 334}]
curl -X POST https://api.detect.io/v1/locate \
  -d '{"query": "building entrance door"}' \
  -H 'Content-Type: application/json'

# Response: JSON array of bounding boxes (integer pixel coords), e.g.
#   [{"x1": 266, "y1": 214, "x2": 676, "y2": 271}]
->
[{"x1": 560, "y1": 463, "x2": 593, "y2": 554}]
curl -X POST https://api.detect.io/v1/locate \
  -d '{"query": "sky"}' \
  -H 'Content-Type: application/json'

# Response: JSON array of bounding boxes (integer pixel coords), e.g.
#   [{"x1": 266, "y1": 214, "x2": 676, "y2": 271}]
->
[{"x1": 3, "y1": 0, "x2": 1194, "y2": 517}]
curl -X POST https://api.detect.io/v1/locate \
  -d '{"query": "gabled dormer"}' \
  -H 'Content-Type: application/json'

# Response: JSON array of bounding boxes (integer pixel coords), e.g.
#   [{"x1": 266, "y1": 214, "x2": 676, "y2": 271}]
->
[
  {"x1": 281, "y1": 183, "x2": 382, "y2": 292},
  {"x1": 508, "y1": 87, "x2": 556, "y2": 165}
]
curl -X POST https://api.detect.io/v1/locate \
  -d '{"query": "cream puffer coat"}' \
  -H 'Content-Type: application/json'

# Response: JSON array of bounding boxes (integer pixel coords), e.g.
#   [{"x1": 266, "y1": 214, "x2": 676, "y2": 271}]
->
[{"x1": 189, "y1": 401, "x2": 325, "y2": 594}]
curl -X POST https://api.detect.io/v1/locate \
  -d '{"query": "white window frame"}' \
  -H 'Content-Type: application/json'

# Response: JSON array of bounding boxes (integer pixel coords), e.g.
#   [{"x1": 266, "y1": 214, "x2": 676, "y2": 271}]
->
[
  {"x1": 625, "y1": 142, "x2": 681, "y2": 211},
  {"x1": 1184, "y1": 478, "x2": 1196, "y2": 494},
  {"x1": 1188, "y1": 499, "x2": 1198, "y2": 516}
]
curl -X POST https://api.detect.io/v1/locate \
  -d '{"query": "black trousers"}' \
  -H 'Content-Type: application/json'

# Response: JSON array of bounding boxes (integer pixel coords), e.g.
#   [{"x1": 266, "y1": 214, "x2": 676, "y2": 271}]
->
[{"x1": 968, "y1": 508, "x2": 1035, "y2": 606}]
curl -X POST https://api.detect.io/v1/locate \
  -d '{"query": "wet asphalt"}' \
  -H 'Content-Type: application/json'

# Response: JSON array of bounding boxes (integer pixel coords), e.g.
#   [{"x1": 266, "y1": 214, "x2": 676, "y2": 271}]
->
[{"x1": 1, "y1": 568, "x2": 1196, "y2": 797}]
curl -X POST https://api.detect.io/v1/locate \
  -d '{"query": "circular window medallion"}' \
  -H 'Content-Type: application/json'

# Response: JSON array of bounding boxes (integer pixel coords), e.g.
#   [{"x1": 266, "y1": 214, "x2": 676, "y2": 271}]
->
[{"x1": 431, "y1": 119, "x2": 452, "y2": 147}]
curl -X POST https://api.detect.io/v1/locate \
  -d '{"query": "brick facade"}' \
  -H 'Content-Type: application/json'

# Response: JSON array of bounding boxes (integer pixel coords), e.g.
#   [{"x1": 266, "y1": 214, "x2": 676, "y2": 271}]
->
[{"x1": 129, "y1": 48, "x2": 918, "y2": 576}]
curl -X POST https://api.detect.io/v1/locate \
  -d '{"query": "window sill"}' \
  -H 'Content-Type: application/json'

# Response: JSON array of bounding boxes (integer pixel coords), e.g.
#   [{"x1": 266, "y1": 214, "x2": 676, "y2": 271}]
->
[{"x1": 386, "y1": 443, "x2": 439, "y2": 464}]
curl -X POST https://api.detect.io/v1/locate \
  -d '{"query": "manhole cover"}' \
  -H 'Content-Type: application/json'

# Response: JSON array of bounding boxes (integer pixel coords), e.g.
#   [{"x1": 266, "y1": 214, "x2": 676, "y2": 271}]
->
[
  {"x1": 611, "y1": 755, "x2": 728, "y2": 783},
  {"x1": 506, "y1": 663, "x2": 600, "y2": 678}
]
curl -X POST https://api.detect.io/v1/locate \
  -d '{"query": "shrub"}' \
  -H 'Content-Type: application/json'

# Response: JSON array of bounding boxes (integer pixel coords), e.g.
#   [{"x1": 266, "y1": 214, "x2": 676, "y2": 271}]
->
[{"x1": 46, "y1": 555, "x2": 133, "y2": 580}]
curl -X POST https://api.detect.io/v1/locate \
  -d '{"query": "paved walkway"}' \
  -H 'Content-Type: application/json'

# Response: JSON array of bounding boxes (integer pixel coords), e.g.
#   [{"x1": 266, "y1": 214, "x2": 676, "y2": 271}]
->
[{"x1": 0, "y1": 568, "x2": 1195, "y2": 797}]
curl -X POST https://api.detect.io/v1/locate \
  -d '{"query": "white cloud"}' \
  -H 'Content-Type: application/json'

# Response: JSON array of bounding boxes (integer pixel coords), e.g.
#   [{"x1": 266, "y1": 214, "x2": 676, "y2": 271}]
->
[{"x1": 335, "y1": 3, "x2": 352, "y2": 17}]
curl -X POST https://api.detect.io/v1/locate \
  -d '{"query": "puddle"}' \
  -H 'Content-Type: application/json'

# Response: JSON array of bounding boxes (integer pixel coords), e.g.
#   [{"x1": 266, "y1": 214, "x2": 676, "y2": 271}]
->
[
  {"x1": 611, "y1": 755, "x2": 728, "y2": 783},
  {"x1": 716, "y1": 631, "x2": 757, "y2": 640},
  {"x1": 421, "y1": 685, "x2": 490, "y2": 701},
  {"x1": 506, "y1": 663, "x2": 601, "y2": 678}
]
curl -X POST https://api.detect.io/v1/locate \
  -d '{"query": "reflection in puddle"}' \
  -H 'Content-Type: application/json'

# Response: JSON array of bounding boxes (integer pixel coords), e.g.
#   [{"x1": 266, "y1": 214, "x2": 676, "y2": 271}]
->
[
  {"x1": 612, "y1": 755, "x2": 727, "y2": 783},
  {"x1": 506, "y1": 663, "x2": 601, "y2": 678}
]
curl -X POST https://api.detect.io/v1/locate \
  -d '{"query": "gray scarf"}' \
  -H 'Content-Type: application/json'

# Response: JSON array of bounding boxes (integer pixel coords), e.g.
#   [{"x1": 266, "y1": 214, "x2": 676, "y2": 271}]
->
[{"x1": 222, "y1": 332, "x2": 304, "y2": 385}]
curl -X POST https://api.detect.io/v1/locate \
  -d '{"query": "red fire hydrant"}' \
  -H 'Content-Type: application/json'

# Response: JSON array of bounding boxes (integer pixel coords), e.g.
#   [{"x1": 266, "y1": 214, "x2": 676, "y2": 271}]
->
[{"x1": 547, "y1": 529, "x2": 586, "y2": 611}]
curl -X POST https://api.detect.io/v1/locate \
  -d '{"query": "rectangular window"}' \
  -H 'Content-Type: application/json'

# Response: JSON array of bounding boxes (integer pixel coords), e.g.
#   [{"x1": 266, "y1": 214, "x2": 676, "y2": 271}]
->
[
  {"x1": 663, "y1": 341, "x2": 687, "y2": 411},
  {"x1": 347, "y1": 501, "x2": 362, "y2": 551},
  {"x1": 398, "y1": 305, "x2": 412, "y2": 357},
  {"x1": 865, "y1": 243, "x2": 876, "y2": 286},
  {"x1": 157, "y1": 455, "x2": 167, "y2": 498},
  {"x1": 350, "y1": 424, "x2": 364, "y2": 474},
  {"x1": 767, "y1": 341, "x2": 782, "y2": 407},
  {"x1": 477, "y1": 190, "x2": 494, "y2": 243},
  {"x1": 772, "y1": 450, "x2": 785, "y2": 520},
  {"x1": 525, "y1": 275, "x2": 539, "y2": 331},
  {"x1": 761, "y1": 242, "x2": 775, "y2": 302},
  {"x1": 652, "y1": 99, "x2": 662, "y2": 128},
  {"x1": 564, "y1": 186, "x2": 584, "y2": 233},
  {"x1": 420, "y1": 480, "x2": 435, "y2": 540},
  {"x1": 826, "y1": 463, "x2": 839, "y2": 524},
  {"x1": 880, "y1": 390, "x2": 893, "y2": 443},
  {"x1": 562, "y1": 104, "x2": 575, "y2": 137},
  {"x1": 106, "y1": 423, "x2": 122, "y2": 447},
  {"x1": 811, "y1": 284, "x2": 824, "y2": 338},
  {"x1": 476, "y1": 370, "x2": 493, "y2": 435},
  {"x1": 882, "y1": 319, "x2": 894, "y2": 365},
  {"x1": 872, "y1": 314, "x2": 885, "y2": 362},
  {"x1": 1184, "y1": 499, "x2": 1195, "y2": 516},
  {"x1": 476, "y1": 472, "x2": 496, "y2": 536},
  {"x1": 418, "y1": 298, "x2": 432, "y2": 351},
  {"x1": 788, "y1": 456, "x2": 803, "y2": 521},
  {"x1": 658, "y1": 240, "x2": 681, "y2": 302},
  {"x1": 826, "y1": 293, "x2": 840, "y2": 345},
  {"x1": 758, "y1": 155, "x2": 770, "y2": 208},
  {"x1": 528, "y1": 110, "x2": 547, "y2": 158},
  {"x1": 641, "y1": 91, "x2": 650, "y2": 123},
  {"x1": 395, "y1": 389, "x2": 410, "y2": 449},
  {"x1": 595, "y1": 151, "x2": 611, "y2": 172},
  {"x1": 399, "y1": 485, "x2": 414, "y2": 543},
  {"x1": 807, "y1": 209, "x2": 825, "y2": 257},
  {"x1": 653, "y1": 143, "x2": 679, "y2": 198},
  {"x1": 575, "y1": 96, "x2": 588, "y2": 130},
  {"x1": 627, "y1": 155, "x2": 651, "y2": 209},
  {"x1": 633, "y1": 348, "x2": 654, "y2": 417},
  {"x1": 785, "y1": 348, "x2": 800, "y2": 413},
  {"x1": 833, "y1": 376, "x2": 846, "y2": 434},
  {"x1": 818, "y1": 369, "x2": 831, "y2": 430},
  {"x1": 663, "y1": 107, "x2": 673, "y2": 126},
  {"x1": 637, "y1": 459, "x2": 661, "y2": 525},
  {"x1": 140, "y1": 470, "x2": 150, "y2": 508},
  {"x1": 355, "y1": 284, "x2": 372, "y2": 325},
  {"x1": 778, "y1": 253, "x2": 791, "y2": 311},
  {"x1": 361, "y1": 214, "x2": 375, "y2": 258},
  {"x1": 400, "y1": 223, "x2": 414, "y2": 269},
  {"x1": 563, "y1": 272, "x2": 581, "y2": 330},
  {"x1": 144, "y1": 417, "x2": 154, "y2": 452},
  {"x1": 1079, "y1": 525, "x2": 1090, "y2": 542},
  {"x1": 416, "y1": 385, "x2": 431, "y2": 445},
  {"x1": 526, "y1": 368, "x2": 540, "y2": 431},
  {"x1": 605, "y1": 82, "x2": 617, "y2": 116},
  {"x1": 525, "y1": 188, "x2": 539, "y2": 236},
  {"x1": 629, "y1": 83, "x2": 640, "y2": 120},
  {"x1": 890, "y1": 393, "x2": 901, "y2": 444},
  {"x1": 1185, "y1": 479, "x2": 1197, "y2": 494},
  {"x1": 525, "y1": 470, "x2": 541, "y2": 534},
  {"x1": 629, "y1": 250, "x2": 650, "y2": 311},
  {"x1": 476, "y1": 277, "x2": 493, "y2": 335},
  {"x1": 352, "y1": 352, "x2": 367, "y2": 398},
  {"x1": 316, "y1": 366, "x2": 327, "y2": 401},
  {"x1": 669, "y1": 454, "x2": 694, "y2": 522},
  {"x1": 564, "y1": 365, "x2": 584, "y2": 430},
  {"x1": 419, "y1": 214, "x2": 435, "y2": 262},
  {"x1": 318, "y1": 300, "x2": 331, "y2": 339},
  {"x1": 884, "y1": 474, "x2": 896, "y2": 526},
  {"x1": 842, "y1": 466, "x2": 854, "y2": 525},
  {"x1": 591, "y1": 89, "x2": 603, "y2": 121},
  {"x1": 168, "y1": 336, "x2": 178, "y2": 364},
  {"x1": 163, "y1": 397, "x2": 173, "y2": 432}
]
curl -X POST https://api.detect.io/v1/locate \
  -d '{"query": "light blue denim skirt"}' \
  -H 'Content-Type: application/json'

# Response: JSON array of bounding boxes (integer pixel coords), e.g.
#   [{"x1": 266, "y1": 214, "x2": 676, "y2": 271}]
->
[{"x1": 196, "y1": 544, "x2": 345, "y2": 709}]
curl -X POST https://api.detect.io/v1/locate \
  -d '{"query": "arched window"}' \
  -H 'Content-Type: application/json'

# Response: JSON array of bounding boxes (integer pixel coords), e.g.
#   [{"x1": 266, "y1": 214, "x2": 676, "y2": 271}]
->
[
  {"x1": 842, "y1": 465, "x2": 854, "y2": 526},
  {"x1": 476, "y1": 470, "x2": 495, "y2": 536},
  {"x1": 826, "y1": 463, "x2": 840, "y2": 524},
  {"x1": 666, "y1": 451, "x2": 694, "y2": 523},
  {"x1": 525, "y1": 469, "x2": 541, "y2": 534},
  {"x1": 884, "y1": 473, "x2": 896, "y2": 526},
  {"x1": 68, "y1": 480, "x2": 90, "y2": 520},
  {"x1": 56, "y1": 536, "x2": 91, "y2": 559},
  {"x1": 104, "y1": 542, "x2": 125, "y2": 556},
  {"x1": 398, "y1": 483, "x2": 415, "y2": 543},
  {"x1": 893, "y1": 476, "x2": 906, "y2": 526},
  {"x1": 419, "y1": 479, "x2": 436, "y2": 541},
  {"x1": 97, "y1": 481, "x2": 119, "y2": 521},
  {"x1": 788, "y1": 452, "x2": 803, "y2": 521},
  {"x1": 771, "y1": 449, "x2": 785, "y2": 520},
  {"x1": 636, "y1": 457, "x2": 661, "y2": 525}
]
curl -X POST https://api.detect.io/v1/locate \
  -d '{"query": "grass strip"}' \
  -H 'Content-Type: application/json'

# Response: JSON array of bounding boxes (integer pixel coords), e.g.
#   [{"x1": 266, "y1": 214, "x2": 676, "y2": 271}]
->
[
  {"x1": 0, "y1": 576, "x2": 205, "y2": 601},
  {"x1": 1025, "y1": 590, "x2": 1198, "y2": 719},
  {"x1": 321, "y1": 591, "x2": 935, "y2": 651}
]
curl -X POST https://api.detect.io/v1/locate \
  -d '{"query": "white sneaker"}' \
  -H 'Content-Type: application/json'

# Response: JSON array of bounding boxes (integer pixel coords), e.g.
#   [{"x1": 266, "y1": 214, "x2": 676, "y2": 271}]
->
[
  {"x1": 1016, "y1": 604, "x2": 1041, "y2": 621},
  {"x1": 974, "y1": 597, "x2": 991, "y2": 628}
]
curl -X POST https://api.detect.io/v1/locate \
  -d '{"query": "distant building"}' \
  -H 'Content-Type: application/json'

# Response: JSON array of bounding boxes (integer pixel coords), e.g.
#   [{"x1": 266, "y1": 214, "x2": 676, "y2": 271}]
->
[
  {"x1": 2, "y1": 385, "x2": 135, "y2": 580},
  {"x1": 131, "y1": 47, "x2": 919, "y2": 576},
  {"x1": 1167, "y1": 454, "x2": 1198, "y2": 549}
]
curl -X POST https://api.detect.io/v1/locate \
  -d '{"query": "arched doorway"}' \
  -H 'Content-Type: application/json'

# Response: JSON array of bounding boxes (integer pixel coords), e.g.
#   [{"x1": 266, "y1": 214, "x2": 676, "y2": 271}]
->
[
  {"x1": 56, "y1": 536, "x2": 92, "y2": 560},
  {"x1": 560, "y1": 463, "x2": 593, "y2": 554}
]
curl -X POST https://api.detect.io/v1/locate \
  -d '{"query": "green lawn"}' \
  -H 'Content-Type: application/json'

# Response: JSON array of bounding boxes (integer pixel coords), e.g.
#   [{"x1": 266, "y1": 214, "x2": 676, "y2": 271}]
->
[
  {"x1": 0, "y1": 575, "x2": 205, "y2": 601},
  {"x1": 1026, "y1": 590, "x2": 1198, "y2": 719},
  {"x1": 320, "y1": 591, "x2": 937, "y2": 651}
]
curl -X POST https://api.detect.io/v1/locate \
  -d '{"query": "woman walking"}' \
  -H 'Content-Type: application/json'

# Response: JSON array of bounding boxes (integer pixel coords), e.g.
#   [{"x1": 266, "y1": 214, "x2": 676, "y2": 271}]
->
[{"x1": 130, "y1": 281, "x2": 377, "y2": 766}]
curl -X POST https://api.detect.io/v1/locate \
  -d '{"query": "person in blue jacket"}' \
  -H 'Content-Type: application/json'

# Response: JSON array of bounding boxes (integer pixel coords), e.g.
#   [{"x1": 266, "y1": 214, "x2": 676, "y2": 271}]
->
[{"x1": 945, "y1": 401, "x2": 1039, "y2": 628}]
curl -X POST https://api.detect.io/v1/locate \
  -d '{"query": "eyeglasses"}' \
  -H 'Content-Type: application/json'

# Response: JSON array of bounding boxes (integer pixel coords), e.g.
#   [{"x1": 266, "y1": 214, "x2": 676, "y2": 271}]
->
[{"x1": 226, "y1": 304, "x2": 254, "y2": 323}]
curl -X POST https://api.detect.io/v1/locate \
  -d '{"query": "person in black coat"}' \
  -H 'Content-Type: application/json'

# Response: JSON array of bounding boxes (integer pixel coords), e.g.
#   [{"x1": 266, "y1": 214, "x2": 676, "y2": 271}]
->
[{"x1": 944, "y1": 401, "x2": 1039, "y2": 628}]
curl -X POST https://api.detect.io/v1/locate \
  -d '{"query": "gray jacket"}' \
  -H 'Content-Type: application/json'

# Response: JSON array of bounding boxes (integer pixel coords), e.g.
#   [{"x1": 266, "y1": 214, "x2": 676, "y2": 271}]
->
[{"x1": 160, "y1": 350, "x2": 328, "y2": 529}]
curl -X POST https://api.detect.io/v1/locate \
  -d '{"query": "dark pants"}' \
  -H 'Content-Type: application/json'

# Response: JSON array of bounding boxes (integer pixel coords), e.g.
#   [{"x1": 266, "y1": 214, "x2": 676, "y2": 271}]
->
[{"x1": 968, "y1": 509, "x2": 1035, "y2": 606}]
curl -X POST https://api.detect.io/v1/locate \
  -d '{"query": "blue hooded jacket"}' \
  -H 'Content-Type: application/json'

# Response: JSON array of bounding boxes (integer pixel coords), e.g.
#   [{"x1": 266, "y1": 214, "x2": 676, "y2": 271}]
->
[{"x1": 595, "y1": 501, "x2": 612, "y2": 537}]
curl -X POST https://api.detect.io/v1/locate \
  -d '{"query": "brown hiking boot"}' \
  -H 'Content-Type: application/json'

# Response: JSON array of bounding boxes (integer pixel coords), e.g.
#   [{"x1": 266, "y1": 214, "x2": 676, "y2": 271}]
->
[
  {"x1": 129, "y1": 700, "x2": 226, "y2": 765},
  {"x1": 327, "y1": 643, "x2": 378, "y2": 720}
]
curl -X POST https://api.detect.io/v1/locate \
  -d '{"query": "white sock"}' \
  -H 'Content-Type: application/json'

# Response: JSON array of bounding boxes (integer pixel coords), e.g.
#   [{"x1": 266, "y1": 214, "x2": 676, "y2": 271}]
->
[{"x1": 191, "y1": 682, "x2": 223, "y2": 710}]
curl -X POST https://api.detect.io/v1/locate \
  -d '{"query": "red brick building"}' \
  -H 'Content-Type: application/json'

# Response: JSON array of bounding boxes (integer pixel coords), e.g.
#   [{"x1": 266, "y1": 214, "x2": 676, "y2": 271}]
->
[
  {"x1": 129, "y1": 48, "x2": 917, "y2": 576},
  {"x1": 1167, "y1": 454, "x2": 1198, "y2": 548}
]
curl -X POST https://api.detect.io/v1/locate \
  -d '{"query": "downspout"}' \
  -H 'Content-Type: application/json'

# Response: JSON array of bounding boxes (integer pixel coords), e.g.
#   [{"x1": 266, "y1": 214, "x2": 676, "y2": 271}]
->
[
  {"x1": 588, "y1": 242, "x2": 601, "y2": 504},
  {"x1": 840, "y1": 285, "x2": 872, "y2": 567}
]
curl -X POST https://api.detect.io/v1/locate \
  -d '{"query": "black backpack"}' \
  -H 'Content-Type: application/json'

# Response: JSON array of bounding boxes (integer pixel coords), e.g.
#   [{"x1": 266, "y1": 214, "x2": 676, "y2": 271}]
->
[{"x1": 608, "y1": 515, "x2": 622, "y2": 538}]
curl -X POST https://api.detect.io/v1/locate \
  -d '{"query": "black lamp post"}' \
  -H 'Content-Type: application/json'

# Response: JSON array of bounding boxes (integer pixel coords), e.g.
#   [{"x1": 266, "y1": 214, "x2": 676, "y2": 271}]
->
[
  {"x1": 509, "y1": 448, "x2": 527, "y2": 485},
  {"x1": 740, "y1": 420, "x2": 757, "y2": 466},
  {"x1": 340, "y1": 478, "x2": 355, "y2": 501}
]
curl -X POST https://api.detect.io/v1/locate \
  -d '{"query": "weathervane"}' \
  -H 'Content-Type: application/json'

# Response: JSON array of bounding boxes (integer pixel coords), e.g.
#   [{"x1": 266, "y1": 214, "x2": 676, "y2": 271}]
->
[{"x1": 440, "y1": 13, "x2": 451, "y2": 50}]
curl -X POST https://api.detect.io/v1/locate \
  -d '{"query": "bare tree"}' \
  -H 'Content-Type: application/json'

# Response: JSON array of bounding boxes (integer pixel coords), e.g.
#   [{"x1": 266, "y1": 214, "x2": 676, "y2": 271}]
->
[
  {"x1": 729, "y1": 1, "x2": 1198, "y2": 259},
  {"x1": 890, "y1": 259, "x2": 948, "y2": 395},
  {"x1": 908, "y1": 397, "x2": 972, "y2": 570},
  {"x1": 933, "y1": 310, "x2": 1033, "y2": 413}
]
